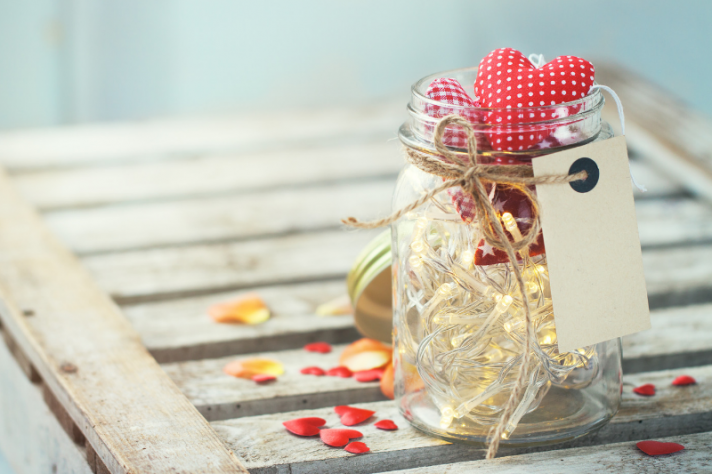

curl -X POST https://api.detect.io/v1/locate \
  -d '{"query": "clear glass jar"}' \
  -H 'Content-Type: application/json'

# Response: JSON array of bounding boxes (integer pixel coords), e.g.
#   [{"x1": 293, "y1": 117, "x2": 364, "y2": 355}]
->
[{"x1": 392, "y1": 67, "x2": 622, "y2": 446}]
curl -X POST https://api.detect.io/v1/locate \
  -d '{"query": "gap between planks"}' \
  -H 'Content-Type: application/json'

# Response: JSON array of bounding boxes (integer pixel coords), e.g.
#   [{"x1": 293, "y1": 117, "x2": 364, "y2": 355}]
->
[{"x1": 210, "y1": 364, "x2": 712, "y2": 474}]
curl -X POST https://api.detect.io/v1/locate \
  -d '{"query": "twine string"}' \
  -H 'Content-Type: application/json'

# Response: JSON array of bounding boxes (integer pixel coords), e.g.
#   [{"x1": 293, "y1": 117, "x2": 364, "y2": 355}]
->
[{"x1": 342, "y1": 115, "x2": 590, "y2": 459}]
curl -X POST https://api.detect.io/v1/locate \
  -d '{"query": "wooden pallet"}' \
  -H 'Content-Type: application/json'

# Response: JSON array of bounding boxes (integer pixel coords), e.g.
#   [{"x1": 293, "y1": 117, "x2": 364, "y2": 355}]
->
[{"x1": 0, "y1": 64, "x2": 711, "y2": 473}]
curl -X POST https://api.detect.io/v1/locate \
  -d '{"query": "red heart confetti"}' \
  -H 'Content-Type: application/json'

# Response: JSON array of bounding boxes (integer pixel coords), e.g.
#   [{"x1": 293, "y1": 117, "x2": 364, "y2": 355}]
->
[
  {"x1": 374, "y1": 419, "x2": 398, "y2": 431},
  {"x1": 252, "y1": 374, "x2": 276, "y2": 384},
  {"x1": 354, "y1": 368, "x2": 385, "y2": 383},
  {"x1": 304, "y1": 342, "x2": 332, "y2": 353},
  {"x1": 475, "y1": 48, "x2": 594, "y2": 152},
  {"x1": 326, "y1": 366, "x2": 353, "y2": 378},
  {"x1": 335, "y1": 405, "x2": 376, "y2": 426},
  {"x1": 672, "y1": 375, "x2": 696, "y2": 386},
  {"x1": 344, "y1": 441, "x2": 370, "y2": 454},
  {"x1": 300, "y1": 366, "x2": 326, "y2": 376},
  {"x1": 636, "y1": 440, "x2": 685, "y2": 456},
  {"x1": 319, "y1": 428, "x2": 363, "y2": 447},
  {"x1": 282, "y1": 417, "x2": 326, "y2": 436},
  {"x1": 633, "y1": 383, "x2": 656, "y2": 396}
]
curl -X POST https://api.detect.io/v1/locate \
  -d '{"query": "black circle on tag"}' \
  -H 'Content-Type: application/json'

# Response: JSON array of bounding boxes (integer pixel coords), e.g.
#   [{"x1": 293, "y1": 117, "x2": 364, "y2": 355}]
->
[{"x1": 569, "y1": 157, "x2": 599, "y2": 193}]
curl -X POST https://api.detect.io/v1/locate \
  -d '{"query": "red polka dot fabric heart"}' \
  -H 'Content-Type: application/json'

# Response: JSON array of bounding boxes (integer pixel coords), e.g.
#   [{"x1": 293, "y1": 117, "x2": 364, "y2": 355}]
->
[{"x1": 474, "y1": 47, "x2": 595, "y2": 151}]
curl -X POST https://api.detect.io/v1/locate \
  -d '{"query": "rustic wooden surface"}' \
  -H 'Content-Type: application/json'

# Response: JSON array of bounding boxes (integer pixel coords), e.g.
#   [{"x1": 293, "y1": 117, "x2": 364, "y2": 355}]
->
[{"x1": 0, "y1": 63, "x2": 710, "y2": 473}]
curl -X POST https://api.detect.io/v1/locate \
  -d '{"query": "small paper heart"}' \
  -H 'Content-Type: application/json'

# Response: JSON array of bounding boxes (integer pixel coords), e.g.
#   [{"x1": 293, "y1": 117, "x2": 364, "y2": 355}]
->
[
  {"x1": 636, "y1": 440, "x2": 685, "y2": 456},
  {"x1": 326, "y1": 366, "x2": 353, "y2": 378},
  {"x1": 319, "y1": 428, "x2": 362, "y2": 447},
  {"x1": 374, "y1": 420, "x2": 398, "y2": 431},
  {"x1": 300, "y1": 366, "x2": 326, "y2": 376},
  {"x1": 672, "y1": 375, "x2": 696, "y2": 386},
  {"x1": 304, "y1": 342, "x2": 332, "y2": 353},
  {"x1": 282, "y1": 417, "x2": 326, "y2": 436},
  {"x1": 633, "y1": 383, "x2": 656, "y2": 396},
  {"x1": 354, "y1": 369, "x2": 385, "y2": 382},
  {"x1": 252, "y1": 374, "x2": 276, "y2": 384},
  {"x1": 344, "y1": 441, "x2": 370, "y2": 454},
  {"x1": 334, "y1": 405, "x2": 376, "y2": 426}
]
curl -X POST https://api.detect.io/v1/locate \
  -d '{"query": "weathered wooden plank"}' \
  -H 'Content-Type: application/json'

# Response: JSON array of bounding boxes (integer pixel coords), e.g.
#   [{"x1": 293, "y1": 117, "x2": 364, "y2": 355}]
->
[
  {"x1": 160, "y1": 301, "x2": 712, "y2": 419},
  {"x1": 0, "y1": 333, "x2": 93, "y2": 474},
  {"x1": 163, "y1": 343, "x2": 386, "y2": 422},
  {"x1": 83, "y1": 229, "x2": 381, "y2": 304},
  {"x1": 82, "y1": 228, "x2": 712, "y2": 306},
  {"x1": 126, "y1": 280, "x2": 357, "y2": 363},
  {"x1": 45, "y1": 180, "x2": 395, "y2": 255},
  {"x1": 387, "y1": 431, "x2": 710, "y2": 473},
  {"x1": 0, "y1": 103, "x2": 402, "y2": 171},
  {"x1": 0, "y1": 169, "x2": 248, "y2": 473},
  {"x1": 212, "y1": 364, "x2": 712, "y2": 474}
]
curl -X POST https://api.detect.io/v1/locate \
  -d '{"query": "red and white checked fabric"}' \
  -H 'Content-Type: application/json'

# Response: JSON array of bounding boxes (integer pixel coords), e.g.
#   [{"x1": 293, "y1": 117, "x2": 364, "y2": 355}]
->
[{"x1": 425, "y1": 78, "x2": 479, "y2": 221}]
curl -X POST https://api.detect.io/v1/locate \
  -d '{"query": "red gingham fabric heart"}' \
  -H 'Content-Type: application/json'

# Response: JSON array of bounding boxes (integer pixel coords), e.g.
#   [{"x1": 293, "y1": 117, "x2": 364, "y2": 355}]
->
[
  {"x1": 633, "y1": 383, "x2": 656, "y2": 396},
  {"x1": 319, "y1": 428, "x2": 362, "y2": 447},
  {"x1": 344, "y1": 441, "x2": 370, "y2": 454},
  {"x1": 475, "y1": 48, "x2": 595, "y2": 152},
  {"x1": 282, "y1": 417, "x2": 326, "y2": 436},
  {"x1": 334, "y1": 405, "x2": 375, "y2": 426},
  {"x1": 672, "y1": 375, "x2": 696, "y2": 386},
  {"x1": 636, "y1": 440, "x2": 685, "y2": 456},
  {"x1": 374, "y1": 420, "x2": 398, "y2": 431}
]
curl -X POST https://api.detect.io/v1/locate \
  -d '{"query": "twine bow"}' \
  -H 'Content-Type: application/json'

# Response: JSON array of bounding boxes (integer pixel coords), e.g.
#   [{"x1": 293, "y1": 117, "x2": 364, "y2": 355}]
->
[{"x1": 342, "y1": 115, "x2": 587, "y2": 459}]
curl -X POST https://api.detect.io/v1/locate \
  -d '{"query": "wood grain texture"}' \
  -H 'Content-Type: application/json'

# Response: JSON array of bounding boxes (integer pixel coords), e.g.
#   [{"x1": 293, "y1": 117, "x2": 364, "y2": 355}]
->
[
  {"x1": 81, "y1": 228, "x2": 712, "y2": 306},
  {"x1": 163, "y1": 343, "x2": 387, "y2": 421},
  {"x1": 387, "y1": 431, "x2": 709, "y2": 473},
  {"x1": 0, "y1": 102, "x2": 402, "y2": 171},
  {"x1": 212, "y1": 364, "x2": 712, "y2": 474},
  {"x1": 0, "y1": 334, "x2": 93, "y2": 474},
  {"x1": 126, "y1": 280, "x2": 358, "y2": 363},
  {"x1": 0, "y1": 169, "x2": 248, "y2": 473}
]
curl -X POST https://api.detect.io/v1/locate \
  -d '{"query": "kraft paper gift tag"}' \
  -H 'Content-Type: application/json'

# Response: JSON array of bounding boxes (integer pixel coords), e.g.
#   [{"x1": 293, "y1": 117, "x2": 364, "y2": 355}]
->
[{"x1": 533, "y1": 136, "x2": 650, "y2": 353}]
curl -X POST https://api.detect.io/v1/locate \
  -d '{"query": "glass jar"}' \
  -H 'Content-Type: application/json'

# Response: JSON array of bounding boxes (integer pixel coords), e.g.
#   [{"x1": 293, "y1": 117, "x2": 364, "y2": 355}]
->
[{"x1": 392, "y1": 67, "x2": 622, "y2": 446}]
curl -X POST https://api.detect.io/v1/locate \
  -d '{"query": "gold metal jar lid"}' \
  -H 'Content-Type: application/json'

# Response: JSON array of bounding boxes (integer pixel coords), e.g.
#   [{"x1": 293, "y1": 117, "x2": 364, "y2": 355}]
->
[{"x1": 346, "y1": 230, "x2": 393, "y2": 343}]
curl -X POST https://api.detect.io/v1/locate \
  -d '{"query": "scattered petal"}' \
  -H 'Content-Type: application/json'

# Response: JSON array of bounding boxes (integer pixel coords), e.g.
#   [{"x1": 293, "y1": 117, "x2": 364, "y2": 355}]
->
[
  {"x1": 316, "y1": 295, "x2": 353, "y2": 317},
  {"x1": 380, "y1": 363, "x2": 394, "y2": 400},
  {"x1": 300, "y1": 366, "x2": 326, "y2": 376},
  {"x1": 636, "y1": 440, "x2": 685, "y2": 456},
  {"x1": 340, "y1": 339, "x2": 391, "y2": 367},
  {"x1": 252, "y1": 374, "x2": 276, "y2": 384},
  {"x1": 335, "y1": 405, "x2": 376, "y2": 426},
  {"x1": 283, "y1": 417, "x2": 326, "y2": 436},
  {"x1": 326, "y1": 366, "x2": 353, "y2": 378},
  {"x1": 304, "y1": 342, "x2": 332, "y2": 353},
  {"x1": 633, "y1": 383, "x2": 656, "y2": 396},
  {"x1": 223, "y1": 358, "x2": 284, "y2": 379},
  {"x1": 374, "y1": 420, "x2": 398, "y2": 431},
  {"x1": 320, "y1": 428, "x2": 362, "y2": 447},
  {"x1": 341, "y1": 350, "x2": 392, "y2": 372},
  {"x1": 344, "y1": 441, "x2": 370, "y2": 454},
  {"x1": 209, "y1": 293, "x2": 270, "y2": 325},
  {"x1": 354, "y1": 368, "x2": 385, "y2": 382},
  {"x1": 672, "y1": 375, "x2": 696, "y2": 386}
]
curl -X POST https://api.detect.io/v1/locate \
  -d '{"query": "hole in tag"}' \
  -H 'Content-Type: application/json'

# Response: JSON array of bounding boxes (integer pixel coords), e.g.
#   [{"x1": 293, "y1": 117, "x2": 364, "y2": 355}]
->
[{"x1": 569, "y1": 158, "x2": 599, "y2": 193}]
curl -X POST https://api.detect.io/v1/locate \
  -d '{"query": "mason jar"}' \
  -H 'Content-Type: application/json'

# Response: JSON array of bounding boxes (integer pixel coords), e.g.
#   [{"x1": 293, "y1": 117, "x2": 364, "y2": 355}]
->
[{"x1": 392, "y1": 67, "x2": 622, "y2": 446}]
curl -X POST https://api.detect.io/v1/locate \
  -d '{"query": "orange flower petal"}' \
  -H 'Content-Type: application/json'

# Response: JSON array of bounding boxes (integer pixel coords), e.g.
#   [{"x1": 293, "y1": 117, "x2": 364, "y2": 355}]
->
[
  {"x1": 209, "y1": 293, "x2": 270, "y2": 325},
  {"x1": 342, "y1": 350, "x2": 391, "y2": 372},
  {"x1": 316, "y1": 295, "x2": 353, "y2": 317},
  {"x1": 339, "y1": 338, "x2": 391, "y2": 366},
  {"x1": 380, "y1": 363, "x2": 394, "y2": 400},
  {"x1": 223, "y1": 358, "x2": 284, "y2": 379}
]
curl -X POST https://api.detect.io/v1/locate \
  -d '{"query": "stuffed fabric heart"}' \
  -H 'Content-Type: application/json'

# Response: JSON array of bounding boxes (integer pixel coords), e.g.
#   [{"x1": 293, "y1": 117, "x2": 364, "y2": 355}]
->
[{"x1": 474, "y1": 47, "x2": 595, "y2": 151}]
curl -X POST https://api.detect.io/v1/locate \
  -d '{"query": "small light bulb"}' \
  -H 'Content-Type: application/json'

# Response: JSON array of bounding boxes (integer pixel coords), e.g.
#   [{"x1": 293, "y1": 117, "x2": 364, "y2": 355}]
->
[
  {"x1": 409, "y1": 255, "x2": 422, "y2": 269},
  {"x1": 501, "y1": 212, "x2": 523, "y2": 242},
  {"x1": 536, "y1": 265, "x2": 547, "y2": 275},
  {"x1": 437, "y1": 283, "x2": 452, "y2": 296},
  {"x1": 440, "y1": 406, "x2": 455, "y2": 428},
  {"x1": 460, "y1": 250, "x2": 474, "y2": 266},
  {"x1": 525, "y1": 281, "x2": 539, "y2": 295},
  {"x1": 410, "y1": 240, "x2": 426, "y2": 254}
]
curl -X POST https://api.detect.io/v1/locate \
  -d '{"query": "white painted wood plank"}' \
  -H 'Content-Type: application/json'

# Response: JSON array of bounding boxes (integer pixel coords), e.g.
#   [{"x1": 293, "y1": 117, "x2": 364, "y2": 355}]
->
[
  {"x1": 81, "y1": 228, "x2": 712, "y2": 306},
  {"x1": 212, "y1": 364, "x2": 712, "y2": 474},
  {"x1": 0, "y1": 103, "x2": 402, "y2": 171},
  {"x1": 0, "y1": 334, "x2": 93, "y2": 474},
  {"x1": 126, "y1": 280, "x2": 357, "y2": 363},
  {"x1": 163, "y1": 343, "x2": 386, "y2": 421},
  {"x1": 387, "y1": 431, "x2": 710, "y2": 473},
  {"x1": 82, "y1": 229, "x2": 381, "y2": 304}
]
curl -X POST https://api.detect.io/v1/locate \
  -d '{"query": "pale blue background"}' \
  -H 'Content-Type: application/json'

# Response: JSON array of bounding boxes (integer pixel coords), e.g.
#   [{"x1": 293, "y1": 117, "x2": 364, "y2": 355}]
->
[{"x1": 1, "y1": 0, "x2": 711, "y2": 129}]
